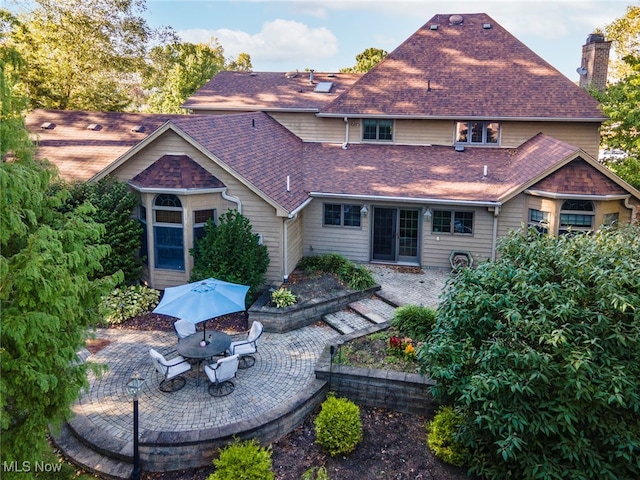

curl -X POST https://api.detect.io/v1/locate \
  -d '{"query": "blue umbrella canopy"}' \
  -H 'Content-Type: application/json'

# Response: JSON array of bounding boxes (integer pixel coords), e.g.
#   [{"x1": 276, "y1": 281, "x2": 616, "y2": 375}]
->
[{"x1": 153, "y1": 278, "x2": 249, "y2": 338}]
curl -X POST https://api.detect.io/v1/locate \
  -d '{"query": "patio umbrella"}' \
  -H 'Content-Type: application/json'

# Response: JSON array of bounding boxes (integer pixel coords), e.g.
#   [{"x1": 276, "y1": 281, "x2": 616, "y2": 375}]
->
[{"x1": 153, "y1": 278, "x2": 249, "y2": 341}]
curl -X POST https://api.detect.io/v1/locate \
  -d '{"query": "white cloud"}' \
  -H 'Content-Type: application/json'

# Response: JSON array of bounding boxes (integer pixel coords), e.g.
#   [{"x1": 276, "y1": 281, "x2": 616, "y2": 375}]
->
[{"x1": 178, "y1": 19, "x2": 338, "y2": 66}]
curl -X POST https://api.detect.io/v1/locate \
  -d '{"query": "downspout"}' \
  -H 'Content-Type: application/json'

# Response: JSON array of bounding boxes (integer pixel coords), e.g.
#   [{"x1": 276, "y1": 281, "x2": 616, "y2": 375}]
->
[
  {"x1": 342, "y1": 117, "x2": 349, "y2": 149},
  {"x1": 491, "y1": 206, "x2": 501, "y2": 261},
  {"x1": 283, "y1": 215, "x2": 297, "y2": 283},
  {"x1": 624, "y1": 196, "x2": 638, "y2": 223},
  {"x1": 222, "y1": 189, "x2": 242, "y2": 214}
]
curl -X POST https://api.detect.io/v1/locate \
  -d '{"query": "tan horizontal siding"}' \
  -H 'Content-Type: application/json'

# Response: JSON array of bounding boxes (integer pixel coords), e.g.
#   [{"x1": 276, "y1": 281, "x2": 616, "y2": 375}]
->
[
  {"x1": 501, "y1": 122, "x2": 600, "y2": 156},
  {"x1": 270, "y1": 113, "x2": 345, "y2": 143}
]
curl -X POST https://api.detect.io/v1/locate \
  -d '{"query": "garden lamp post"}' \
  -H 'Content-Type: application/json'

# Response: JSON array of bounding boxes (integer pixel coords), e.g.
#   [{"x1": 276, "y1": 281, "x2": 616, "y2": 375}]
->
[{"x1": 126, "y1": 372, "x2": 145, "y2": 480}]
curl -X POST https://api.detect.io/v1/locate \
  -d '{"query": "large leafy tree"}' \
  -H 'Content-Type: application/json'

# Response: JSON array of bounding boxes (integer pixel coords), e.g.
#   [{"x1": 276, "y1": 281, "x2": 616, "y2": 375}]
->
[
  {"x1": 6, "y1": 0, "x2": 170, "y2": 111},
  {"x1": 593, "y1": 6, "x2": 640, "y2": 190},
  {"x1": 0, "y1": 46, "x2": 119, "y2": 470},
  {"x1": 144, "y1": 40, "x2": 252, "y2": 113},
  {"x1": 421, "y1": 226, "x2": 640, "y2": 480},
  {"x1": 340, "y1": 47, "x2": 388, "y2": 73}
]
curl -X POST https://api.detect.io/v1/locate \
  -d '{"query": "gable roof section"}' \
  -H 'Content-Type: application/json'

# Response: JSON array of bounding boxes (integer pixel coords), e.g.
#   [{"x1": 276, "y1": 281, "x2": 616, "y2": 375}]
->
[
  {"x1": 320, "y1": 13, "x2": 605, "y2": 120},
  {"x1": 529, "y1": 159, "x2": 629, "y2": 196},
  {"x1": 139, "y1": 113, "x2": 308, "y2": 214},
  {"x1": 25, "y1": 109, "x2": 181, "y2": 182},
  {"x1": 182, "y1": 71, "x2": 361, "y2": 112},
  {"x1": 129, "y1": 154, "x2": 226, "y2": 191}
]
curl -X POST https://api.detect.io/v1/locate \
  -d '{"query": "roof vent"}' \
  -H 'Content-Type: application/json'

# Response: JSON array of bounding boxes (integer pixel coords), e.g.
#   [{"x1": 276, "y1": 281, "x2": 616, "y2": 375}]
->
[
  {"x1": 482, "y1": 23, "x2": 492, "y2": 29},
  {"x1": 430, "y1": 24, "x2": 438, "y2": 30},
  {"x1": 449, "y1": 14, "x2": 463, "y2": 25},
  {"x1": 454, "y1": 145, "x2": 465, "y2": 152},
  {"x1": 87, "y1": 123, "x2": 102, "y2": 131},
  {"x1": 131, "y1": 125, "x2": 145, "y2": 133},
  {"x1": 249, "y1": 72, "x2": 258, "y2": 76},
  {"x1": 285, "y1": 71, "x2": 298, "y2": 78},
  {"x1": 40, "y1": 122, "x2": 55, "y2": 130}
]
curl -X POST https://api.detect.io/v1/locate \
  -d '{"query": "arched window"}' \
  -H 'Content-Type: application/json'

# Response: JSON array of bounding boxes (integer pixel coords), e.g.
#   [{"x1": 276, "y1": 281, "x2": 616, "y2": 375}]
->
[
  {"x1": 153, "y1": 194, "x2": 184, "y2": 270},
  {"x1": 559, "y1": 200, "x2": 594, "y2": 235}
]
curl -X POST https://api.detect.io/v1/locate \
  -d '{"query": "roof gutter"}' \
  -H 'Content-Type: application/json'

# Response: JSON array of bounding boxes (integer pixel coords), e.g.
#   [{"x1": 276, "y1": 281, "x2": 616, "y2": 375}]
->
[
  {"x1": 525, "y1": 190, "x2": 631, "y2": 201},
  {"x1": 127, "y1": 184, "x2": 227, "y2": 196},
  {"x1": 288, "y1": 197, "x2": 313, "y2": 218},
  {"x1": 315, "y1": 113, "x2": 606, "y2": 123},
  {"x1": 309, "y1": 192, "x2": 501, "y2": 208}
]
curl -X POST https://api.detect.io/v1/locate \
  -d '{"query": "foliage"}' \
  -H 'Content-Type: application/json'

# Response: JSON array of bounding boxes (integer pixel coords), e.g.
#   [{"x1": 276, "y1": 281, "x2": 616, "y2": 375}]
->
[
  {"x1": 301, "y1": 465, "x2": 330, "y2": 480},
  {"x1": 208, "y1": 438, "x2": 274, "y2": 480},
  {"x1": 314, "y1": 394, "x2": 362, "y2": 456},
  {"x1": 99, "y1": 284, "x2": 160, "y2": 325},
  {"x1": 271, "y1": 287, "x2": 297, "y2": 308},
  {"x1": 1, "y1": 67, "x2": 119, "y2": 471},
  {"x1": 603, "y1": 5, "x2": 640, "y2": 82},
  {"x1": 6, "y1": 0, "x2": 172, "y2": 111},
  {"x1": 190, "y1": 209, "x2": 269, "y2": 302},
  {"x1": 144, "y1": 40, "x2": 226, "y2": 113},
  {"x1": 298, "y1": 254, "x2": 376, "y2": 290},
  {"x1": 62, "y1": 177, "x2": 143, "y2": 284},
  {"x1": 426, "y1": 406, "x2": 469, "y2": 467},
  {"x1": 420, "y1": 225, "x2": 640, "y2": 480},
  {"x1": 391, "y1": 304, "x2": 437, "y2": 341},
  {"x1": 340, "y1": 47, "x2": 388, "y2": 73}
]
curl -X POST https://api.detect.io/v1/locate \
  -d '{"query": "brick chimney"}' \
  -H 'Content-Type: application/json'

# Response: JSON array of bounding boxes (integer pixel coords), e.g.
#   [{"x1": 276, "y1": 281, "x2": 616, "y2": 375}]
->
[{"x1": 578, "y1": 33, "x2": 611, "y2": 91}]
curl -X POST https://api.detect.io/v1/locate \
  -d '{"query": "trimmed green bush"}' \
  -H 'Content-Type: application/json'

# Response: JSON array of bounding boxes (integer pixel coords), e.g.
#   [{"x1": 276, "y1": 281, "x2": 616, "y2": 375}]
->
[
  {"x1": 208, "y1": 438, "x2": 274, "y2": 480},
  {"x1": 426, "y1": 406, "x2": 468, "y2": 467},
  {"x1": 314, "y1": 394, "x2": 362, "y2": 456},
  {"x1": 99, "y1": 284, "x2": 160, "y2": 325},
  {"x1": 421, "y1": 225, "x2": 640, "y2": 479},
  {"x1": 190, "y1": 209, "x2": 269, "y2": 302},
  {"x1": 271, "y1": 287, "x2": 297, "y2": 308},
  {"x1": 391, "y1": 304, "x2": 437, "y2": 341},
  {"x1": 298, "y1": 254, "x2": 376, "y2": 290}
]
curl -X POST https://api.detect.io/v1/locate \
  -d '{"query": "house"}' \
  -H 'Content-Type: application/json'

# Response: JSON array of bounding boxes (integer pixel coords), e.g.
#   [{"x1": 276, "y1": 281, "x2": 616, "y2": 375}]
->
[{"x1": 26, "y1": 13, "x2": 640, "y2": 290}]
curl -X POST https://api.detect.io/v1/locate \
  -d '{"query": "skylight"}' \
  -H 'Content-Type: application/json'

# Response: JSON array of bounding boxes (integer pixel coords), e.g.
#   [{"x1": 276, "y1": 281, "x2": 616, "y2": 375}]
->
[{"x1": 314, "y1": 82, "x2": 333, "y2": 93}]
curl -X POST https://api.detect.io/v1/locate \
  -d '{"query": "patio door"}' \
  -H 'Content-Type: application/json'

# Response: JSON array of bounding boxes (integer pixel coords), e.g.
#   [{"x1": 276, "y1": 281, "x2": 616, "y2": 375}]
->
[{"x1": 372, "y1": 207, "x2": 420, "y2": 264}]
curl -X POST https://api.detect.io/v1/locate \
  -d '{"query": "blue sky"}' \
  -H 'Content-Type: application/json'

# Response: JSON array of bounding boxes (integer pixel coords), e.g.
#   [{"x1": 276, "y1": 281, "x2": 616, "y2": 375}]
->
[{"x1": 144, "y1": 0, "x2": 631, "y2": 81}]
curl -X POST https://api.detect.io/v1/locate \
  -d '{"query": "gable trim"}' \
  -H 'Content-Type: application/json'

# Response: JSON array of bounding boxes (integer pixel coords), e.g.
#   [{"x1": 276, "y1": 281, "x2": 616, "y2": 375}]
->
[
  {"x1": 128, "y1": 184, "x2": 227, "y2": 195},
  {"x1": 525, "y1": 190, "x2": 631, "y2": 201}
]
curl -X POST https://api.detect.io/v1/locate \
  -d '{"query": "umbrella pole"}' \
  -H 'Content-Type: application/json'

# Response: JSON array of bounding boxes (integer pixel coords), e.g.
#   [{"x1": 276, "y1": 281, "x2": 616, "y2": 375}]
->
[{"x1": 203, "y1": 322, "x2": 207, "y2": 343}]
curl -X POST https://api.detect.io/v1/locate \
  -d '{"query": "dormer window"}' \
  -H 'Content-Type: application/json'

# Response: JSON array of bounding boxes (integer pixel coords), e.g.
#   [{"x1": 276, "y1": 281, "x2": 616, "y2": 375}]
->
[
  {"x1": 363, "y1": 119, "x2": 393, "y2": 141},
  {"x1": 455, "y1": 121, "x2": 500, "y2": 145}
]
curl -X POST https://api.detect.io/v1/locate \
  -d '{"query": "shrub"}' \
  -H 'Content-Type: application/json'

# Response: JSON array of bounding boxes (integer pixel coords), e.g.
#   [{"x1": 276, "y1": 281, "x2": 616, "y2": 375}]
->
[
  {"x1": 391, "y1": 304, "x2": 437, "y2": 341},
  {"x1": 99, "y1": 284, "x2": 160, "y2": 324},
  {"x1": 426, "y1": 406, "x2": 468, "y2": 467},
  {"x1": 421, "y1": 225, "x2": 640, "y2": 480},
  {"x1": 298, "y1": 254, "x2": 376, "y2": 290},
  {"x1": 208, "y1": 438, "x2": 274, "y2": 480},
  {"x1": 301, "y1": 466, "x2": 330, "y2": 480},
  {"x1": 271, "y1": 287, "x2": 297, "y2": 308},
  {"x1": 190, "y1": 209, "x2": 269, "y2": 302},
  {"x1": 314, "y1": 394, "x2": 362, "y2": 456}
]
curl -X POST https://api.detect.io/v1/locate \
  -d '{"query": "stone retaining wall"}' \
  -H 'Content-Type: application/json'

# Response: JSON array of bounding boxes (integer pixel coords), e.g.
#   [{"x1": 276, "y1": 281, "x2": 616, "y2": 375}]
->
[
  {"x1": 249, "y1": 285, "x2": 380, "y2": 333},
  {"x1": 315, "y1": 323, "x2": 438, "y2": 417}
]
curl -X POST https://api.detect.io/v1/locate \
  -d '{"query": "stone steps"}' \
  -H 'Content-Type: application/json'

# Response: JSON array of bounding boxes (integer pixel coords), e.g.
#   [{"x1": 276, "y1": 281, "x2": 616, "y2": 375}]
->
[
  {"x1": 322, "y1": 294, "x2": 397, "y2": 335},
  {"x1": 51, "y1": 423, "x2": 132, "y2": 480}
]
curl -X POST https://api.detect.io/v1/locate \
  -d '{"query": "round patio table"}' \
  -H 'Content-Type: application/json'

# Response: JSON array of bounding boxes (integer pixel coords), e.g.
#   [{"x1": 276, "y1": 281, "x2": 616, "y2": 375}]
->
[{"x1": 177, "y1": 331, "x2": 231, "y2": 386}]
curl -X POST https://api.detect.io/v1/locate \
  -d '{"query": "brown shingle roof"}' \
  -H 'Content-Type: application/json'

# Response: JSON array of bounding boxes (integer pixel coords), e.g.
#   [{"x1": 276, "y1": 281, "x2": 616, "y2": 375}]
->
[
  {"x1": 320, "y1": 13, "x2": 605, "y2": 120},
  {"x1": 530, "y1": 159, "x2": 628, "y2": 196},
  {"x1": 25, "y1": 109, "x2": 182, "y2": 182},
  {"x1": 303, "y1": 134, "x2": 584, "y2": 203},
  {"x1": 130, "y1": 154, "x2": 226, "y2": 190},
  {"x1": 182, "y1": 71, "x2": 361, "y2": 112}
]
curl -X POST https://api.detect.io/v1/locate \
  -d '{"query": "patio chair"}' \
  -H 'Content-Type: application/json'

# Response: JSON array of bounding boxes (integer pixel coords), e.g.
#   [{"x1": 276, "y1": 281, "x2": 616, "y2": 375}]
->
[
  {"x1": 174, "y1": 319, "x2": 196, "y2": 339},
  {"x1": 228, "y1": 320, "x2": 263, "y2": 369},
  {"x1": 204, "y1": 354, "x2": 239, "y2": 397},
  {"x1": 149, "y1": 348, "x2": 192, "y2": 392}
]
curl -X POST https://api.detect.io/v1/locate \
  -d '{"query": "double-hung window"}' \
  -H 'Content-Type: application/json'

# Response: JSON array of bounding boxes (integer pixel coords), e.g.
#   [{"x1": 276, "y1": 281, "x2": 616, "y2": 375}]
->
[
  {"x1": 323, "y1": 204, "x2": 361, "y2": 227},
  {"x1": 363, "y1": 119, "x2": 393, "y2": 141},
  {"x1": 153, "y1": 194, "x2": 184, "y2": 270},
  {"x1": 528, "y1": 209, "x2": 549, "y2": 234},
  {"x1": 455, "y1": 121, "x2": 500, "y2": 145},
  {"x1": 432, "y1": 210, "x2": 474, "y2": 234},
  {"x1": 559, "y1": 200, "x2": 594, "y2": 235},
  {"x1": 193, "y1": 209, "x2": 216, "y2": 244}
]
